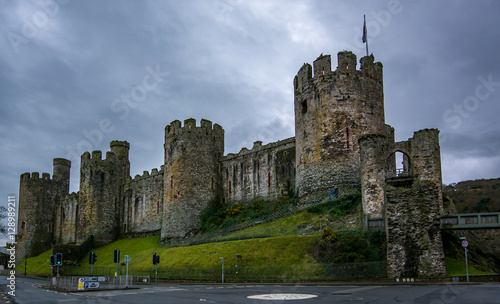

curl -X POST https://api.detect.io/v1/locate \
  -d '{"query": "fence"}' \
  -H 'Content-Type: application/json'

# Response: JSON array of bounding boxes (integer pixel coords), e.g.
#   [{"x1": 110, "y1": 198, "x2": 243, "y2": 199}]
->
[
  {"x1": 162, "y1": 186, "x2": 361, "y2": 248},
  {"x1": 47, "y1": 274, "x2": 150, "y2": 291},
  {"x1": 54, "y1": 262, "x2": 386, "y2": 283}
]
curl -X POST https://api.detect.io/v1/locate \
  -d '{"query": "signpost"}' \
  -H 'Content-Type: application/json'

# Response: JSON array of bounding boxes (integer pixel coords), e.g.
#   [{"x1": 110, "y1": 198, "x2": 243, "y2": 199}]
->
[
  {"x1": 460, "y1": 237, "x2": 470, "y2": 282},
  {"x1": 124, "y1": 255, "x2": 131, "y2": 287},
  {"x1": 219, "y1": 257, "x2": 224, "y2": 283}
]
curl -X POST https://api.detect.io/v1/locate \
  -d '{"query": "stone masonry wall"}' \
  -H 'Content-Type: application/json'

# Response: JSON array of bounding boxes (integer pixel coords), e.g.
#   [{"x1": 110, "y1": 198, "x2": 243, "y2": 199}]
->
[
  {"x1": 359, "y1": 134, "x2": 387, "y2": 218},
  {"x1": 54, "y1": 192, "x2": 78, "y2": 244},
  {"x1": 222, "y1": 137, "x2": 295, "y2": 204},
  {"x1": 385, "y1": 180, "x2": 447, "y2": 278},
  {"x1": 123, "y1": 168, "x2": 163, "y2": 234}
]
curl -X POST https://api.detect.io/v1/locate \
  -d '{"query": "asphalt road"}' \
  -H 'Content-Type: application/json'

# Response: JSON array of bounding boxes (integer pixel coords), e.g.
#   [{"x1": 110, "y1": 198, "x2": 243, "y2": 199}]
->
[{"x1": 0, "y1": 276, "x2": 499, "y2": 304}]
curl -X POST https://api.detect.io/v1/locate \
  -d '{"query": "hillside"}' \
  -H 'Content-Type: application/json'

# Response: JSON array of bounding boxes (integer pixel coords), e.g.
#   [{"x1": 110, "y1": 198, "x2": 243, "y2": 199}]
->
[{"x1": 443, "y1": 178, "x2": 500, "y2": 213}]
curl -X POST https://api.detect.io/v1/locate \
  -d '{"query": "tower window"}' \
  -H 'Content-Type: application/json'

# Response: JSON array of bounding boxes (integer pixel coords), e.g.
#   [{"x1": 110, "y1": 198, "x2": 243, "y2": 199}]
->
[
  {"x1": 268, "y1": 172, "x2": 272, "y2": 188},
  {"x1": 170, "y1": 175, "x2": 174, "y2": 189},
  {"x1": 344, "y1": 127, "x2": 351, "y2": 149},
  {"x1": 21, "y1": 221, "x2": 26, "y2": 229},
  {"x1": 156, "y1": 200, "x2": 160, "y2": 214},
  {"x1": 300, "y1": 100, "x2": 307, "y2": 114}
]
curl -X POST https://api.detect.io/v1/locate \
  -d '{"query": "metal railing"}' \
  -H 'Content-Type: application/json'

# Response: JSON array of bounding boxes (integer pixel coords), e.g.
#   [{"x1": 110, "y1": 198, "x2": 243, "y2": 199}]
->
[
  {"x1": 162, "y1": 186, "x2": 361, "y2": 248},
  {"x1": 52, "y1": 262, "x2": 386, "y2": 283}
]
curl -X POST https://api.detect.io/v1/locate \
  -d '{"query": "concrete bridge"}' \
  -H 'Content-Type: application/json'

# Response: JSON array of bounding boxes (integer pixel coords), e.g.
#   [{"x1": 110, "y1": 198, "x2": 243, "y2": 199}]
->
[
  {"x1": 440, "y1": 212, "x2": 500, "y2": 230},
  {"x1": 365, "y1": 212, "x2": 500, "y2": 230}
]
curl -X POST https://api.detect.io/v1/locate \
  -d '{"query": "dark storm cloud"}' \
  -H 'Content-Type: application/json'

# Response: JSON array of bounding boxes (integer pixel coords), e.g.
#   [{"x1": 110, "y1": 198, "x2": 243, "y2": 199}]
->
[{"x1": 1, "y1": 1, "x2": 500, "y2": 246}]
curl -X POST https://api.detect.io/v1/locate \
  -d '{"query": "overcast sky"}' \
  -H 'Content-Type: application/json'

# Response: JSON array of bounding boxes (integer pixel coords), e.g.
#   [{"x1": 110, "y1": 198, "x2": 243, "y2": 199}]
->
[{"x1": 1, "y1": 1, "x2": 500, "y2": 244}]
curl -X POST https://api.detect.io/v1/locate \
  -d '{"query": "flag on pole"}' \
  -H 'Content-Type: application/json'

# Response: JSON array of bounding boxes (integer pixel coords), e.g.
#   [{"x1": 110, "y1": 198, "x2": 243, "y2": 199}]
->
[
  {"x1": 362, "y1": 15, "x2": 367, "y2": 43},
  {"x1": 362, "y1": 15, "x2": 369, "y2": 56}
]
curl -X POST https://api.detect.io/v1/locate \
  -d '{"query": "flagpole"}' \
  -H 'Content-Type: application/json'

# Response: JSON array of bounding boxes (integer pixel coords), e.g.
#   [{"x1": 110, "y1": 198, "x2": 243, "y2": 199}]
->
[{"x1": 364, "y1": 15, "x2": 369, "y2": 56}]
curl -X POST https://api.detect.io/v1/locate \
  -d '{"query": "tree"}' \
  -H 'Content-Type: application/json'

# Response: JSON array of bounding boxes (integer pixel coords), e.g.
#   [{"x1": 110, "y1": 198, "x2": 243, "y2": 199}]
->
[{"x1": 0, "y1": 205, "x2": 8, "y2": 236}]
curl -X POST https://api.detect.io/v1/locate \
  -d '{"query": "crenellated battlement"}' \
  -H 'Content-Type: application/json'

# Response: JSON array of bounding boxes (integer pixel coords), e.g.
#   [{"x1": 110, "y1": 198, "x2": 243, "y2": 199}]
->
[
  {"x1": 413, "y1": 128, "x2": 439, "y2": 137},
  {"x1": 165, "y1": 118, "x2": 224, "y2": 140},
  {"x1": 129, "y1": 167, "x2": 164, "y2": 183},
  {"x1": 294, "y1": 51, "x2": 383, "y2": 92},
  {"x1": 224, "y1": 137, "x2": 295, "y2": 161},
  {"x1": 20, "y1": 172, "x2": 51, "y2": 181},
  {"x1": 20, "y1": 171, "x2": 59, "y2": 182},
  {"x1": 81, "y1": 150, "x2": 118, "y2": 163}
]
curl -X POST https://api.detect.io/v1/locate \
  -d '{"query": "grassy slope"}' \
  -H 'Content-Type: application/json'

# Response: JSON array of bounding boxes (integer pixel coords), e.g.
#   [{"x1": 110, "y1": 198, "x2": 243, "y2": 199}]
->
[
  {"x1": 444, "y1": 257, "x2": 495, "y2": 276},
  {"x1": 18, "y1": 235, "x2": 317, "y2": 275},
  {"x1": 19, "y1": 207, "x2": 492, "y2": 278}
]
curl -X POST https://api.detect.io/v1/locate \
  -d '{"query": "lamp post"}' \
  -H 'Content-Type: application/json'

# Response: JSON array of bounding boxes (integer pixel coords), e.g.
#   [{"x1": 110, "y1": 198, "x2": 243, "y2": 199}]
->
[
  {"x1": 460, "y1": 237, "x2": 469, "y2": 282},
  {"x1": 219, "y1": 257, "x2": 224, "y2": 283},
  {"x1": 319, "y1": 216, "x2": 323, "y2": 232}
]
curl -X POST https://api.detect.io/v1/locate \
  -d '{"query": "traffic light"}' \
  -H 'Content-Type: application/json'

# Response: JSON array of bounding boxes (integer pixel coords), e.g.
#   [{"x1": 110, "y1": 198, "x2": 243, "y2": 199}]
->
[
  {"x1": 55, "y1": 253, "x2": 63, "y2": 265},
  {"x1": 114, "y1": 250, "x2": 120, "y2": 263},
  {"x1": 89, "y1": 252, "x2": 97, "y2": 265},
  {"x1": 156, "y1": 255, "x2": 160, "y2": 264},
  {"x1": 50, "y1": 255, "x2": 55, "y2": 266},
  {"x1": 153, "y1": 253, "x2": 158, "y2": 265}
]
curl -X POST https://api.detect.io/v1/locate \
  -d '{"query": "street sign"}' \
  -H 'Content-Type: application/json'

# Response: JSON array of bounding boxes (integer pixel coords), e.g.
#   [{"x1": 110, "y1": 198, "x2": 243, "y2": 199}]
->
[
  {"x1": 78, "y1": 277, "x2": 101, "y2": 290},
  {"x1": 84, "y1": 281, "x2": 100, "y2": 289},
  {"x1": 461, "y1": 240, "x2": 469, "y2": 248},
  {"x1": 124, "y1": 255, "x2": 131, "y2": 263}
]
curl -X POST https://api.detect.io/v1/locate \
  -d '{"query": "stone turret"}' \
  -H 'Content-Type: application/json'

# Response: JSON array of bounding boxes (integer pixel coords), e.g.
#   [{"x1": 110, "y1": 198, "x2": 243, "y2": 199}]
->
[
  {"x1": 161, "y1": 119, "x2": 224, "y2": 238},
  {"x1": 76, "y1": 141, "x2": 130, "y2": 246},
  {"x1": 294, "y1": 51, "x2": 385, "y2": 202},
  {"x1": 16, "y1": 158, "x2": 71, "y2": 263}
]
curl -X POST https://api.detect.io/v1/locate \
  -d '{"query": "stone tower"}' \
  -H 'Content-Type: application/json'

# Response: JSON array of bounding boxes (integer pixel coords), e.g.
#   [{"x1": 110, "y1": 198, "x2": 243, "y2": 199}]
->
[
  {"x1": 161, "y1": 118, "x2": 224, "y2": 239},
  {"x1": 76, "y1": 141, "x2": 130, "y2": 246},
  {"x1": 359, "y1": 128, "x2": 446, "y2": 278},
  {"x1": 16, "y1": 158, "x2": 71, "y2": 262},
  {"x1": 294, "y1": 52, "x2": 385, "y2": 202}
]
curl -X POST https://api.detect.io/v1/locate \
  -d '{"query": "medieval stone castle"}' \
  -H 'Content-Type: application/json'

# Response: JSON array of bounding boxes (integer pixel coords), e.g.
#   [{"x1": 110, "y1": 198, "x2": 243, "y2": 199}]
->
[{"x1": 16, "y1": 51, "x2": 447, "y2": 278}]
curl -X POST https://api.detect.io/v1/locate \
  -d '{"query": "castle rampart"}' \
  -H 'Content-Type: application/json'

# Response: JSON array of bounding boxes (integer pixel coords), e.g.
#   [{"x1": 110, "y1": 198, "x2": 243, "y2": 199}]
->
[
  {"x1": 54, "y1": 192, "x2": 78, "y2": 244},
  {"x1": 123, "y1": 167, "x2": 164, "y2": 235},
  {"x1": 222, "y1": 137, "x2": 295, "y2": 203}
]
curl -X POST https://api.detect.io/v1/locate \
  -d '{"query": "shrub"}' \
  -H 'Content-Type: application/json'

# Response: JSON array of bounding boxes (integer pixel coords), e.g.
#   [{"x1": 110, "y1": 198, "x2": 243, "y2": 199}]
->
[{"x1": 310, "y1": 230, "x2": 386, "y2": 264}]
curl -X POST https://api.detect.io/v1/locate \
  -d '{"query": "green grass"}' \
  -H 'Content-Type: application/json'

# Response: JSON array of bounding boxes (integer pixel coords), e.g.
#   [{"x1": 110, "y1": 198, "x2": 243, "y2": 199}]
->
[
  {"x1": 16, "y1": 248, "x2": 54, "y2": 275},
  {"x1": 17, "y1": 235, "x2": 318, "y2": 276},
  {"x1": 247, "y1": 211, "x2": 319, "y2": 228},
  {"x1": 445, "y1": 257, "x2": 495, "y2": 276}
]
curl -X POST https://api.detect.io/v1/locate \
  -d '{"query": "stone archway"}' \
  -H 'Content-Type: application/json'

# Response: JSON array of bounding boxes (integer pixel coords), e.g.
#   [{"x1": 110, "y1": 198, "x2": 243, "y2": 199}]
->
[{"x1": 386, "y1": 150, "x2": 412, "y2": 178}]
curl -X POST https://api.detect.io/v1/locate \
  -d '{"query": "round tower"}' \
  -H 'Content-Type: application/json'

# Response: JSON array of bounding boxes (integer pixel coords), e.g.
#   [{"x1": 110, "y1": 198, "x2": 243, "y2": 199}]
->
[
  {"x1": 53, "y1": 158, "x2": 71, "y2": 193},
  {"x1": 76, "y1": 141, "x2": 130, "y2": 246},
  {"x1": 110, "y1": 140, "x2": 131, "y2": 180},
  {"x1": 294, "y1": 51, "x2": 385, "y2": 202},
  {"x1": 161, "y1": 118, "x2": 224, "y2": 239}
]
